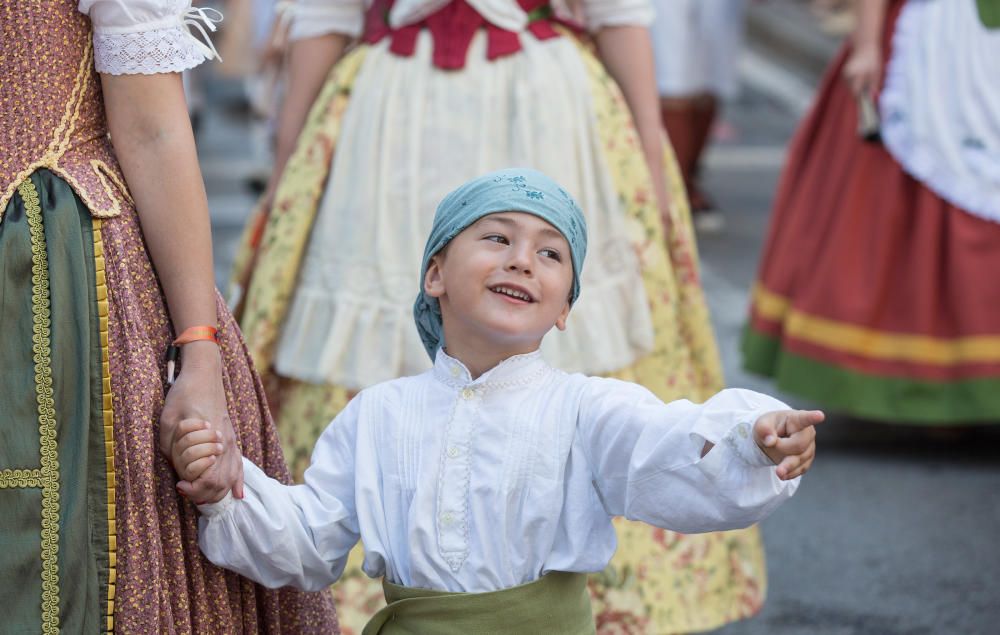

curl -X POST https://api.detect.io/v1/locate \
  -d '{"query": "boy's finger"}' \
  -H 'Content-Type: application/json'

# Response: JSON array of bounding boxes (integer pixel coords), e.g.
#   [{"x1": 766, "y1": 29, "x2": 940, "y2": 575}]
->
[
  {"x1": 180, "y1": 442, "x2": 225, "y2": 466},
  {"x1": 776, "y1": 454, "x2": 803, "y2": 480},
  {"x1": 177, "y1": 418, "x2": 211, "y2": 438},
  {"x1": 181, "y1": 455, "x2": 217, "y2": 482},
  {"x1": 787, "y1": 410, "x2": 825, "y2": 433},
  {"x1": 754, "y1": 416, "x2": 779, "y2": 447},
  {"x1": 772, "y1": 428, "x2": 816, "y2": 455},
  {"x1": 785, "y1": 451, "x2": 816, "y2": 479},
  {"x1": 785, "y1": 456, "x2": 815, "y2": 480},
  {"x1": 173, "y1": 429, "x2": 221, "y2": 454}
]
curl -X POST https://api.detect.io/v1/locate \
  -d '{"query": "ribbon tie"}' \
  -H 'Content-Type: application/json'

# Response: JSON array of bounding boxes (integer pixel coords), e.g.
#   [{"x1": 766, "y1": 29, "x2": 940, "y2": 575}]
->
[{"x1": 183, "y1": 6, "x2": 224, "y2": 62}]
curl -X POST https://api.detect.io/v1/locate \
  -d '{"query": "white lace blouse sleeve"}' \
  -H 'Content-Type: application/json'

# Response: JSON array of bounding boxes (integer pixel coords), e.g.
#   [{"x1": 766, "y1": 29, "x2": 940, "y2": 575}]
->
[
  {"x1": 286, "y1": 0, "x2": 367, "y2": 42},
  {"x1": 79, "y1": 0, "x2": 224, "y2": 75},
  {"x1": 578, "y1": 381, "x2": 798, "y2": 533},
  {"x1": 195, "y1": 398, "x2": 363, "y2": 591},
  {"x1": 576, "y1": 0, "x2": 655, "y2": 31}
]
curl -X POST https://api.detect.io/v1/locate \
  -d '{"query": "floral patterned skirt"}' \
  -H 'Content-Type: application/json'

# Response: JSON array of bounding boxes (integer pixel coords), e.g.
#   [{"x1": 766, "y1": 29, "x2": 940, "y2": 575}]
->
[{"x1": 231, "y1": 33, "x2": 765, "y2": 635}]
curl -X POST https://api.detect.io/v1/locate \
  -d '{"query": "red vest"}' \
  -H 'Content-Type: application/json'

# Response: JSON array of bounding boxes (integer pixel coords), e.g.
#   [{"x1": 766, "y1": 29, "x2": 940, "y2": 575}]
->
[{"x1": 362, "y1": 0, "x2": 571, "y2": 70}]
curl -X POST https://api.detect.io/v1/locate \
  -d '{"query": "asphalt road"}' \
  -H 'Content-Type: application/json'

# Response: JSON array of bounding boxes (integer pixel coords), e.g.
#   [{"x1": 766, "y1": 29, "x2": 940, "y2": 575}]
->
[{"x1": 199, "y1": 45, "x2": 1000, "y2": 635}]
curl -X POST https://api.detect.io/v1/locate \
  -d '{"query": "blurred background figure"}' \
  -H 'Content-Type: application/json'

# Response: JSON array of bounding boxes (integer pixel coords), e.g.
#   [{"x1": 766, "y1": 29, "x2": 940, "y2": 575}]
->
[
  {"x1": 651, "y1": 0, "x2": 749, "y2": 232},
  {"x1": 743, "y1": 0, "x2": 1000, "y2": 424}
]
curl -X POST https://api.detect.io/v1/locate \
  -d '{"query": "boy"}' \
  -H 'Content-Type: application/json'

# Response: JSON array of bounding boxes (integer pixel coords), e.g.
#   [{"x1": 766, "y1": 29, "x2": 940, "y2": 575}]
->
[{"x1": 171, "y1": 168, "x2": 821, "y2": 634}]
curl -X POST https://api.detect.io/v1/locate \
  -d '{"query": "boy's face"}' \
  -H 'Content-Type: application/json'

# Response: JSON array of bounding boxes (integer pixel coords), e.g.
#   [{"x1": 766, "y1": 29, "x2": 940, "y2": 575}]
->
[{"x1": 424, "y1": 212, "x2": 574, "y2": 354}]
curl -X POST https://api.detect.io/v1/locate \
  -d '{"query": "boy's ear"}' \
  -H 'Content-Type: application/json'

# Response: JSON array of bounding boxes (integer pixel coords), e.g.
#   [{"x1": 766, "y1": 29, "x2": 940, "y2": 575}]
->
[
  {"x1": 424, "y1": 255, "x2": 446, "y2": 298},
  {"x1": 554, "y1": 300, "x2": 571, "y2": 331}
]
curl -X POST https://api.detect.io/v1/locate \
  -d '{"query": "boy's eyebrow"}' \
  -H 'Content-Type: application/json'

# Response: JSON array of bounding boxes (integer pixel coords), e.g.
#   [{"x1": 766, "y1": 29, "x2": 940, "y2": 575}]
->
[{"x1": 479, "y1": 215, "x2": 566, "y2": 243}]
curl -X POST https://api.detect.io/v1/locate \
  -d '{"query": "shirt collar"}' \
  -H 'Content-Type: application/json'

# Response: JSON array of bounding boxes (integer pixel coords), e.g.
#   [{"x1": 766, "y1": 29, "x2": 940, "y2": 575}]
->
[{"x1": 432, "y1": 348, "x2": 551, "y2": 391}]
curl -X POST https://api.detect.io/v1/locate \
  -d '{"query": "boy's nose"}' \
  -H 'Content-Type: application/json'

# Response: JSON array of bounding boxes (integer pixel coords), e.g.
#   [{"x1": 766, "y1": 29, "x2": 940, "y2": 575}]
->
[{"x1": 506, "y1": 251, "x2": 533, "y2": 275}]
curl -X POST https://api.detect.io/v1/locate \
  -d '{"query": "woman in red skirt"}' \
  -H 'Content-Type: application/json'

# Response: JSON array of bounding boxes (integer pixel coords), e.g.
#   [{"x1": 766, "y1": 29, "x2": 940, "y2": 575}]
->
[{"x1": 743, "y1": 0, "x2": 1000, "y2": 423}]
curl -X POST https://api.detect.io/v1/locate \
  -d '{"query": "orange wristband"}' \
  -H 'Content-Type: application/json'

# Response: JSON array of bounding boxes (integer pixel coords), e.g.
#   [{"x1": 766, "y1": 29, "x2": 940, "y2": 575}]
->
[{"x1": 172, "y1": 325, "x2": 219, "y2": 346}]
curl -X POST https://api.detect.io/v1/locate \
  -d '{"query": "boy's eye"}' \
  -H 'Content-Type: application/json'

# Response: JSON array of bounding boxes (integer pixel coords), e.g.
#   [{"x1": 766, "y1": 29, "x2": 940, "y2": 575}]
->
[
  {"x1": 484, "y1": 234, "x2": 509, "y2": 245},
  {"x1": 540, "y1": 248, "x2": 562, "y2": 262}
]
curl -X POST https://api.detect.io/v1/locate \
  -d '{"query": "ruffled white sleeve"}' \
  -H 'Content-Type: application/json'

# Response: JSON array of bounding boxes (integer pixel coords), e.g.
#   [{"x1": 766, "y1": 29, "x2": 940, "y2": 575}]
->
[
  {"x1": 577, "y1": 0, "x2": 655, "y2": 31},
  {"x1": 196, "y1": 399, "x2": 362, "y2": 591},
  {"x1": 79, "y1": 0, "x2": 224, "y2": 75},
  {"x1": 579, "y1": 382, "x2": 798, "y2": 533},
  {"x1": 286, "y1": 0, "x2": 367, "y2": 42}
]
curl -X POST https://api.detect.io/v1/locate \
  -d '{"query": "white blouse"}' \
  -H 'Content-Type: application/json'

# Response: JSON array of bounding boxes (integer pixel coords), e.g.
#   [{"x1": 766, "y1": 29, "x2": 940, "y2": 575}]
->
[
  {"x1": 286, "y1": 0, "x2": 655, "y2": 42},
  {"x1": 79, "y1": 0, "x2": 223, "y2": 75},
  {"x1": 197, "y1": 349, "x2": 798, "y2": 593}
]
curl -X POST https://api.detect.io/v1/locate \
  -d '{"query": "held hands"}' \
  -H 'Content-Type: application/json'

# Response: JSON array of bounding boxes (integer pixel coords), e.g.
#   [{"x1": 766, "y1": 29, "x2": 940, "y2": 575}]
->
[
  {"x1": 753, "y1": 409, "x2": 824, "y2": 480},
  {"x1": 159, "y1": 341, "x2": 244, "y2": 504}
]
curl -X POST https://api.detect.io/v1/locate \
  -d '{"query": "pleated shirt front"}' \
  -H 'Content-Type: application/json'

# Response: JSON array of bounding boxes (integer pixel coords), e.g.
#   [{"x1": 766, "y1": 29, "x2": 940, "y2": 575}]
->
[{"x1": 198, "y1": 349, "x2": 797, "y2": 593}]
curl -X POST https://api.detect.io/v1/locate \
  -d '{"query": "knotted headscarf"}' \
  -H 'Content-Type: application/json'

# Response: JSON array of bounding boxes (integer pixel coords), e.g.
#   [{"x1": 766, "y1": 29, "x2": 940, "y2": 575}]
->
[{"x1": 413, "y1": 168, "x2": 588, "y2": 359}]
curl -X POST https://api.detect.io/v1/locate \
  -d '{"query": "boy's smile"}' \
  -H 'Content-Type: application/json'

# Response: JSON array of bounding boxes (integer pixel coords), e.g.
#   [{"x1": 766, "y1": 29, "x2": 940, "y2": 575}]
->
[{"x1": 423, "y1": 212, "x2": 574, "y2": 374}]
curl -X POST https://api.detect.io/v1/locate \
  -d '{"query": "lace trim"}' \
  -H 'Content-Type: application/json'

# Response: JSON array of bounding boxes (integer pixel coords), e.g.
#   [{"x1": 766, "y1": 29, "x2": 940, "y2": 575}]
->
[{"x1": 93, "y1": 25, "x2": 212, "y2": 75}]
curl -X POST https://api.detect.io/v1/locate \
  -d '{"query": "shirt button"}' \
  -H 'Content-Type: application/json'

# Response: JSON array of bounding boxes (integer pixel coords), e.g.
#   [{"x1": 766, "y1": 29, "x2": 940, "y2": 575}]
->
[
  {"x1": 441, "y1": 512, "x2": 454, "y2": 525},
  {"x1": 461, "y1": 388, "x2": 475, "y2": 400},
  {"x1": 447, "y1": 446, "x2": 460, "y2": 458},
  {"x1": 738, "y1": 424, "x2": 749, "y2": 439},
  {"x1": 450, "y1": 365, "x2": 461, "y2": 377}
]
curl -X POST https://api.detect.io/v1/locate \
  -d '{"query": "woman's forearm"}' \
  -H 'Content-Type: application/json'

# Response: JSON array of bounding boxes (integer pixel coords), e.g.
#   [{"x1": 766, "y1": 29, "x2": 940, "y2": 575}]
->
[
  {"x1": 594, "y1": 25, "x2": 664, "y2": 159},
  {"x1": 854, "y1": 0, "x2": 890, "y2": 49},
  {"x1": 101, "y1": 72, "x2": 218, "y2": 347},
  {"x1": 594, "y1": 25, "x2": 670, "y2": 212},
  {"x1": 271, "y1": 33, "x2": 349, "y2": 190}
]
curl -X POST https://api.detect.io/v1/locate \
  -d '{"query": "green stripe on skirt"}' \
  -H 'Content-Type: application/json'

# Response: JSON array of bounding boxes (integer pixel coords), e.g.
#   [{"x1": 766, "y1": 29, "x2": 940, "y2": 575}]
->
[{"x1": 742, "y1": 326, "x2": 1000, "y2": 424}]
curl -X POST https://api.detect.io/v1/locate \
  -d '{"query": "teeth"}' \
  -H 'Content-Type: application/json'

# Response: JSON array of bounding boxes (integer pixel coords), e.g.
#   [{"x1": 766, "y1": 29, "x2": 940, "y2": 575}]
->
[{"x1": 492, "y1": 286, "x2": 531, "y2": 302}]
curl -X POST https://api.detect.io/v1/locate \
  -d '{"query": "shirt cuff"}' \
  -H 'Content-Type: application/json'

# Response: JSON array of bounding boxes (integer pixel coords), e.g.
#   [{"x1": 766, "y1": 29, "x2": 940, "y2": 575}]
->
[
  {"x1": 197, "y1": 491, "x2": 234, "y2": 518},
  {"x1": 721, "y1": 417, "x2": 778, "y2": 468}
]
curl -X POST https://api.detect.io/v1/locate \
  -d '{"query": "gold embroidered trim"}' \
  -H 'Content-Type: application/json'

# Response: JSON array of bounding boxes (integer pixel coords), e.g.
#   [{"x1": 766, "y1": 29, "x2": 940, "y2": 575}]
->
[
  {"x1": 20, "y1": 178, "x2": 62, "y2": 634},
  {"x1": 92, "y1": 219, "x2": 117, "y2": 634},
  {"x1": 0, "y1": 468, "x2": 44, "y2": 489},
  {"x1": 2, "y1": 41, "x2": 125, "y2": 221},
  {"x1": 93, "y1": 160, "x2": 134, "y2": 208}
]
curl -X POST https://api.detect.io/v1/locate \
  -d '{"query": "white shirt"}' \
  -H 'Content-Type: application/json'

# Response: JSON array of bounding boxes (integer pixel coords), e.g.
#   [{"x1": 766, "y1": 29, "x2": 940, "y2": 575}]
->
[
  {"x1": 286, "y1": 0, "x2": 656, "y2": 42},
  {"x1": 198, "y1": 349, "x2": 798, "y2": 593},
  {"x1": 79, "y1": 0, "x2": 223, "y2": 74}
]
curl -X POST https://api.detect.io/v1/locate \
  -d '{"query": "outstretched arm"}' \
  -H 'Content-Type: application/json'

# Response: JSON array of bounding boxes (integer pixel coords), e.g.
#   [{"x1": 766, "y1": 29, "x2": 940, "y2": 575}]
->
[
  {"x1": 101, "y1": 72, "x2": 242, "y2": 503},
  {"x1": 579, "y1": 381, "x2": 802, "y2": 533}
]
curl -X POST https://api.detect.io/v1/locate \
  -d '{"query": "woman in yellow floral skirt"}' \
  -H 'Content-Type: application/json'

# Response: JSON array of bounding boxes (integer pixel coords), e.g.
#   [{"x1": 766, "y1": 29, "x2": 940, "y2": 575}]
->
[{"x1": 230, "y1": 0, "x2": 767, "y2": 632}]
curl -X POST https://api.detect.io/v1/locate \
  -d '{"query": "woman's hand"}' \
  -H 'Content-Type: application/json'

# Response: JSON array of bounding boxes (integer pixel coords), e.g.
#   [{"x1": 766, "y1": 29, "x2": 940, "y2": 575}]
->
[
  {"x1": 159, "y1": 341, "x2": 244, "y2": 503},
  {"x1": 843, "y1": 42, "x2": 882, "y2": 98}
]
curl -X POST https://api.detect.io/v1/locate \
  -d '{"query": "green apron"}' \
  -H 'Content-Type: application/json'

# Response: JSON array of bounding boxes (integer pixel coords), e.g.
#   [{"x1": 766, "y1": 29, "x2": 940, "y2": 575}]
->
[
  {"x1": 363, "y1": 571, "x2": 595, "y2": 635},
  {"x1": 0, "y1": 170, "x2": 112, "y2": 633}
]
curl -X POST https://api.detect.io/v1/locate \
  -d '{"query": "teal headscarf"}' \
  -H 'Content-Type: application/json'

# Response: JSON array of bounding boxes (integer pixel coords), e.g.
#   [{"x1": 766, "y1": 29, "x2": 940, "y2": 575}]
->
[{"x1": 413, "y1": 168, "x2": 588, "y2": 359}]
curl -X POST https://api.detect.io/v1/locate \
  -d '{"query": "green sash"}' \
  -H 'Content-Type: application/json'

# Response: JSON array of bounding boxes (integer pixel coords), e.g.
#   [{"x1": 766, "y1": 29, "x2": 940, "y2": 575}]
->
[
  {"x1": 979, "y1": 0, "x2": 1000, "y2": 29},
  {"x1": 362, "y1": 571, "x2": 595, "y2": 635}
]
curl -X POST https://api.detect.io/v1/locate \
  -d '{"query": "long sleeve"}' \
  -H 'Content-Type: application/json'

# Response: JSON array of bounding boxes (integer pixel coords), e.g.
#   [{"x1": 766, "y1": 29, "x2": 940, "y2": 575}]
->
[
  {"x1": 79, "y1": 0, "x2": 224, "y2": 74},
  {"x1": 578, "y1": 381, "x2": 798, "y2": 533},
  {"x1": 196, "y1": 398, "x2": 362, "y2": 591}
]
